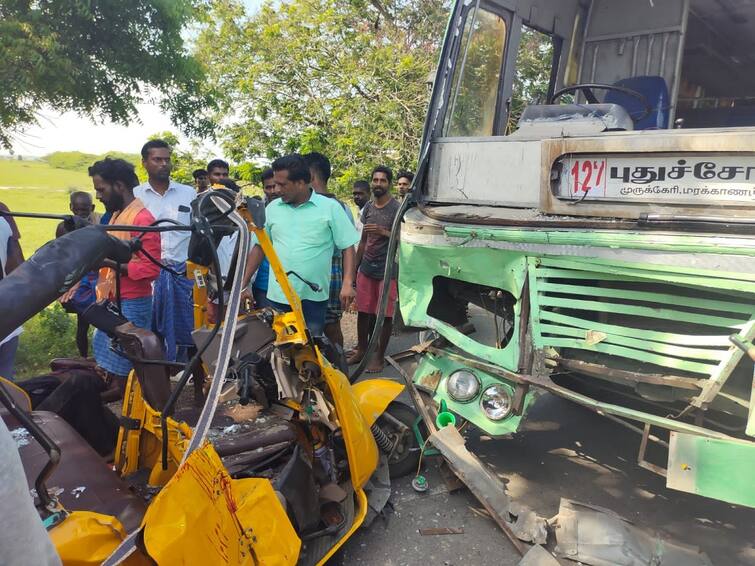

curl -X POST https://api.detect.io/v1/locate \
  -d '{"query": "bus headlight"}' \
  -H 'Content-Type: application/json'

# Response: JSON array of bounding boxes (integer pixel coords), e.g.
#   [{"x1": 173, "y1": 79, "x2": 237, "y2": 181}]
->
[
  {"x1": 480, "y1": 384, "x2": 512, "y2": 421},
  {"x1": 446, "y1": 370, "x2": 480, "y2": 403}
]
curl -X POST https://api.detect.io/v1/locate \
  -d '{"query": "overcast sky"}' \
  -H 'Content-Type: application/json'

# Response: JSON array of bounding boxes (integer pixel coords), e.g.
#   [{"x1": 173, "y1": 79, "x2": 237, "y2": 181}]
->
[{"x1": 3, "y1": 0, "x2": 265, "y2": 159}]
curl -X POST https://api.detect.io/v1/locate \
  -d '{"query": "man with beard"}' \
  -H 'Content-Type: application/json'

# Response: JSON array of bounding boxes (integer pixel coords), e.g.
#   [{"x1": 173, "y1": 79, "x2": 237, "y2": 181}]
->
[
  {"x1": 91, "y1": 158, "x2": 161, "y2": 395},
  {"x1": 29, "y1": 158, "x2": 161, "y2": 456},
  {"x1": 135, "y1": 139, "x2": 196, "y2": 362},
  {"x1": 262, "y1": 167, "x2": 279, "y2": 204},
  {"x1": 347, "y1": 166, "x2": 400, "y2": 373}
]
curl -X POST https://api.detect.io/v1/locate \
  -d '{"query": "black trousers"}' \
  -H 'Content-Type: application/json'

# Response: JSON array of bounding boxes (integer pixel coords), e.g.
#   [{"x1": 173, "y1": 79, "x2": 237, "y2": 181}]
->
[{"x1": 36, "y1": 372, "x2": 119, "y2": 456}]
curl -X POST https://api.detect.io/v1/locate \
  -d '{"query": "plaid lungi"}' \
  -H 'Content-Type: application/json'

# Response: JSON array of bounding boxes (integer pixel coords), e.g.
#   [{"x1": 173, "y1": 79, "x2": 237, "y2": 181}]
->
[
  {"x1": 152, "y1": 262, "x2": 195, "y2": 362},
  {"x1": 92, "y1": 296, "x2": 152, "y2": 377},
  {"x1": 325, "y1": 253, "x2": 343, "y2": 325}
]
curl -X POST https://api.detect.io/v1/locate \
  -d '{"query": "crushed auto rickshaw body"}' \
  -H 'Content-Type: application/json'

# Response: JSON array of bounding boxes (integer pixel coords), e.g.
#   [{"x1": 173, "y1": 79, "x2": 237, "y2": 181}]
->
[{"x1": 0, "y1": 190, "x2": 421, "y2": 564}]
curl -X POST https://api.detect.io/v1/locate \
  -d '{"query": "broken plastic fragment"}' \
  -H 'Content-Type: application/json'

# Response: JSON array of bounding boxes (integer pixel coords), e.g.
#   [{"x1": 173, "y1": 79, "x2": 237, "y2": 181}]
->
[
  {"x1": 11, "y1": 427, "x2": 30, "y2": 448},
  {"x1": 584, "y1": 331, "x2": 607, "y2": 346}
]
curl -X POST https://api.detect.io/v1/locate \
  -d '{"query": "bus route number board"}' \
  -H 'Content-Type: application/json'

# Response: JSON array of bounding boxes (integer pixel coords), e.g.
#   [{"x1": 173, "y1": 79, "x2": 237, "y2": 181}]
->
[{"x1": 557, "y1": 155, "x2": 755, "y2": 204}]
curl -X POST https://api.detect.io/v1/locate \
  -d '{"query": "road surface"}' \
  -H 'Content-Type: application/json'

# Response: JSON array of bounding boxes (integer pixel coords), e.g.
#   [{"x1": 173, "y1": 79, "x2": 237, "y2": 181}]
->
[{"x1": 332, "y1": 323, "x2": 755, "y2": 565}]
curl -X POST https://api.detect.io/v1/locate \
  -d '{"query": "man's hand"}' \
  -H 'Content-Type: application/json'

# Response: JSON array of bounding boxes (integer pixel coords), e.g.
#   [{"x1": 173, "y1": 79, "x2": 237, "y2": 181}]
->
[
  {"x1": 363, "y1": 224, "x2": 391, "y2": 238},
  {"x1": 240, "y1": 287, "x2": 254, "y2": 311},
  {"x1": 340, "y1": 283, "x2": 355, "y2": 311},
  {"x1": 59, "y1": 281, "x2": 81, "y2": 304}
]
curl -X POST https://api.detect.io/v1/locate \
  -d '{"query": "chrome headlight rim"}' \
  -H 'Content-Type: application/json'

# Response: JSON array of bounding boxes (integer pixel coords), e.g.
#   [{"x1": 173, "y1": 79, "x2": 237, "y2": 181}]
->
[
  {"x1": 479, "y1": 383, "x2": 513, "y2": 421},
  {"x1": 446, "y1": 369, "x2": 481, "y2": 403}
]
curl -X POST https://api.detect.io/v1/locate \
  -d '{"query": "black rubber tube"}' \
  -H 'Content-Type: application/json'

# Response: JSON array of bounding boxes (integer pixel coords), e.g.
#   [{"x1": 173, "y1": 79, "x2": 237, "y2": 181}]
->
[{"x1": 0, "y1": 226, "x2": 132, "y2": 341}]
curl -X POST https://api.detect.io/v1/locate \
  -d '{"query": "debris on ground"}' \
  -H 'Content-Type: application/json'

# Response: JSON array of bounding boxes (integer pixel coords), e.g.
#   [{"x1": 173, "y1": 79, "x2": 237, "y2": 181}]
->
[
  {"x1": 11, "y1": 427, "x2": 30, "y2": 448},
  {"x1": 418, "y1": 527, "x2": 464, "y2": 536},
  {"x1": 71, "y1": 486, "x2": 86, "y2": 499},
  {"x1": 428, "y1": 424, "x2": 548, "y2": 554},
  {"x1": 518, "y1": 545, "x2": 561, "y2": 566},
  {"x1": 552, "y1": 498, "x2": 714, "y2": 566}
]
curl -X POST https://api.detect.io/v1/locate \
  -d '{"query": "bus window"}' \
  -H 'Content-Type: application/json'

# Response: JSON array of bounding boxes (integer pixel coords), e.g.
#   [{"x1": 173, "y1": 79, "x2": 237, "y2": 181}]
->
[
  {"x1": 507, "y1": 26, "x2": 556, "y2": 133},
  {"x1": 676, "y1": 0, "x2": 755, "y2": 128},
  {"x1": 444, "y1": 8, "x2": 507, "y2": 138}
]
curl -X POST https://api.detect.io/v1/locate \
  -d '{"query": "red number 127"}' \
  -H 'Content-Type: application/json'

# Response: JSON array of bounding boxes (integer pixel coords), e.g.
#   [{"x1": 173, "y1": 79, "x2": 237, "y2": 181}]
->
[{"x1": 571, "y1": 160, "x2": 605, "y2": 194}]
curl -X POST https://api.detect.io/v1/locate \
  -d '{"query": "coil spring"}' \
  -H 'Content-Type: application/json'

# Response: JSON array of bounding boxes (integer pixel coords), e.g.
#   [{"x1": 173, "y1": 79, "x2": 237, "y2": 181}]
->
[{"x1": 371, "y1": 422, "x2": 393, "y2": 453}]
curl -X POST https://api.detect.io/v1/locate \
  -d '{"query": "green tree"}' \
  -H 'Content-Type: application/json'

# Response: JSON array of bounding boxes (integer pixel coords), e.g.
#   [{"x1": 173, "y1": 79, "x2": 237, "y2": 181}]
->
[
  {"x1": 507, "y1": 27, "x2": 554, "y2": 132},
  {"x1": 196, "y1": 0, "x2": 449, "y2": 194},
  {"x1": 43, "y1": 150, "x2": 141, "y2": 172},
  {"x1": 0, "y1": 0, "x2": 217, "y2": 149},
  {"x1": 445, "y1": 10, "x2": 507, "y2": 138}
]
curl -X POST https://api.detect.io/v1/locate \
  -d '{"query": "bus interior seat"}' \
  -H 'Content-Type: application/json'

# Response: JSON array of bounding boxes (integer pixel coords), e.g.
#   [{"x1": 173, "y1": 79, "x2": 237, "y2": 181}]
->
[{"x1": 604, "y1": 76, "x2": 670, "y2": 130}]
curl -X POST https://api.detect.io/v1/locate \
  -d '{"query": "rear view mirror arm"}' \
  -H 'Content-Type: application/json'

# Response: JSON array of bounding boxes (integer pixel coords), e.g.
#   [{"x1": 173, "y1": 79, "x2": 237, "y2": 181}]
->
[{"x1": 0, "y1": 380, "x2": 60, "y2": 513}]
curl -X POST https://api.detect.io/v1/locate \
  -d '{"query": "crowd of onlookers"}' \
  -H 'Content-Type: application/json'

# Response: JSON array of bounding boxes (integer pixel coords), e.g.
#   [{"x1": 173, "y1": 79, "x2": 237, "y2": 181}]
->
[{"x1": 0, "y1": 139, "x2": 415, "y2": 386}]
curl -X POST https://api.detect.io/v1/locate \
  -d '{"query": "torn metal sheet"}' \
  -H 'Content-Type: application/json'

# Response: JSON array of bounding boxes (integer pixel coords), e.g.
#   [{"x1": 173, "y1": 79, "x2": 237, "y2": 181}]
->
[
  {"x1": 429, "y1": 425, "x2": 548, "y2": 550},
  {"x1": 518, "y1": 545, "x2": 561, "y2": 566},
  {"x1": 362, "y1": 453, "x2": 391, "y2": 528},
  {"x1": 667, "y1": 432, "x2": 755, "y2": 508},
  {"x1": 553, "y1": 499, "x2": 713, "y2": 566}
]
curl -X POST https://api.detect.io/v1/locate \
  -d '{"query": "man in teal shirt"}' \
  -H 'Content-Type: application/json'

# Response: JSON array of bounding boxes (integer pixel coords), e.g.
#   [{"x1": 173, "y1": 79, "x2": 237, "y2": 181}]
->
[{"x1": 242, "y1": 154, "x2": 358, "y2": 336}]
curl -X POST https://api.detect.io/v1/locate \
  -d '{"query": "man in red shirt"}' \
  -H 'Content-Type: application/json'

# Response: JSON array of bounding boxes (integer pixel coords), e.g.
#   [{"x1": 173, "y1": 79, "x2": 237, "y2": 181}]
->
[{"x1": 89, "y1": 158, "x2": 161, "y2": 388}]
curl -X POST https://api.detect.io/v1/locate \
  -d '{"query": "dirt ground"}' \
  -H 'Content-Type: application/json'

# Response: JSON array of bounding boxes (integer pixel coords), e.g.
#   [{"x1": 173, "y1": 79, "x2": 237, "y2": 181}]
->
[{"x1": 341, "y1": 310, "x2": 359, "y2": 350}]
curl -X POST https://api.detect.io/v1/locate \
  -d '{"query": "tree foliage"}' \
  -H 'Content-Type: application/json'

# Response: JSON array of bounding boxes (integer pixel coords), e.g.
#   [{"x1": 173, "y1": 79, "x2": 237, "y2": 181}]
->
[
  {"x1": 508, "y1": 27, "x2": 554, "y2": 132},
  {"x1": 445, "y1": 10, "x2": 507, "y2": 137},
  {"x1": 0, "y1": 0, "x2": 217, "y2": 149},
  {"x1": 196, "y1": 0, "x2": 449, "y2": 193},
  {"x1": 42, "y1": 134, "x2": 210, "y2": 186},
  {"x1": 43, "y1": 151, "x2": 140, "y2": 173}
]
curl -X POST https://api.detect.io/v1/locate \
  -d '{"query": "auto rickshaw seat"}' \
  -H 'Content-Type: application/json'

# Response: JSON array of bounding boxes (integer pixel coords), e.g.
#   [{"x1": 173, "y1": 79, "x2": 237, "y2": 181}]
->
[
  {"x1": 5, "y1": 410, "x2": 146, "y2": 532},
  {"x1": 114, "y1": 322, "x2": 172, "y2": 411}
]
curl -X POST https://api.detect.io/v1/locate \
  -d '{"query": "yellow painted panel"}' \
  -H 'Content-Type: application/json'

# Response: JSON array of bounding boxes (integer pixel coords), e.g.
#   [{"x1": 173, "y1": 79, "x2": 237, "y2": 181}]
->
[
  {"x1": 319, "y1": 353, "x2": 379, "y2": 490},
  {"x1": 142, "y1": 442, "x2": 299, "y2": 565},
  {"x1": 52, "y1": 511, "x2": 147, "y2": 566},
  {"x1": 351, "y1": 379, "x2": 404, "y2": 427}
]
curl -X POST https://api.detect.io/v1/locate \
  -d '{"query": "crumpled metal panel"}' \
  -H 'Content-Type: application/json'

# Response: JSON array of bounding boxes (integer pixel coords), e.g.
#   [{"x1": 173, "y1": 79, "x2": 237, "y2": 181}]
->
[
  {"x1": 429, "y1": 425, "x2": 548, "y2": 545},
  {"x1": 667, "y1": 432, "x2": 755, "y2": 508},
  {"x1": 518, "y1": 544, "x2": 561, "y2": 566},
  {"x1": 553, "y1": 499, "x2": 713, "y2": 566}
]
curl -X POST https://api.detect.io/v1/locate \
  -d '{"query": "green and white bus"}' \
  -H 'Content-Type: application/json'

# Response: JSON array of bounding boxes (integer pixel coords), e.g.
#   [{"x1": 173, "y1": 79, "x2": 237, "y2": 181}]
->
[{"x1": 399, "y1": 0, "x2": 755, "y2": 508}]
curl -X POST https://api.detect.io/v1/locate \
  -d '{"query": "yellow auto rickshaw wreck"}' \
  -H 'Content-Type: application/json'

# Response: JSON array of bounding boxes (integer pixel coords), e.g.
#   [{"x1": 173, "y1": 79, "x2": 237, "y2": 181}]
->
[{"x1": 0, "y1": 188, "x2": 420, "y2": 565}]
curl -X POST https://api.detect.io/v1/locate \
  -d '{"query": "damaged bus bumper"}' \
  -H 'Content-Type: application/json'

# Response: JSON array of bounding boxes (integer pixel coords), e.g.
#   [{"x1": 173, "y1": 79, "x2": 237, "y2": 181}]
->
[{"x1": 397, "y1": 208, "x2": 755, "y2": 507}]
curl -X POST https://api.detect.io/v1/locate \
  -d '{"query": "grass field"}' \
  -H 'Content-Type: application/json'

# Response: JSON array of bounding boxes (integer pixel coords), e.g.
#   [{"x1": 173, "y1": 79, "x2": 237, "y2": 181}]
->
[
  {"x1": 0, "y1": 158, "x2": 97, "y2": 256},
  {"x1": 0, "y1": 159, "x2": 97, "y2": 376}
]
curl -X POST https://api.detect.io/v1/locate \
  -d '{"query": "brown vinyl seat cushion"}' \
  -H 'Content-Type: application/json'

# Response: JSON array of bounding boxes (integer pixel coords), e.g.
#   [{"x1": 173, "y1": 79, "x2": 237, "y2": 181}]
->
[{"x1": 6, "y1": 410, "x2": 146, "y2": 532}]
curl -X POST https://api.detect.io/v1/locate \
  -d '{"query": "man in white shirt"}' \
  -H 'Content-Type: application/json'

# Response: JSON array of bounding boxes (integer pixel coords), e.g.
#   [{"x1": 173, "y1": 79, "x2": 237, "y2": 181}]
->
[
  {"x1": 134, "y1": 139, "x2": 197, "y2": 361},
  {"x1": 0, "y1": 212, "x2": 23, "y2": 380}
]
